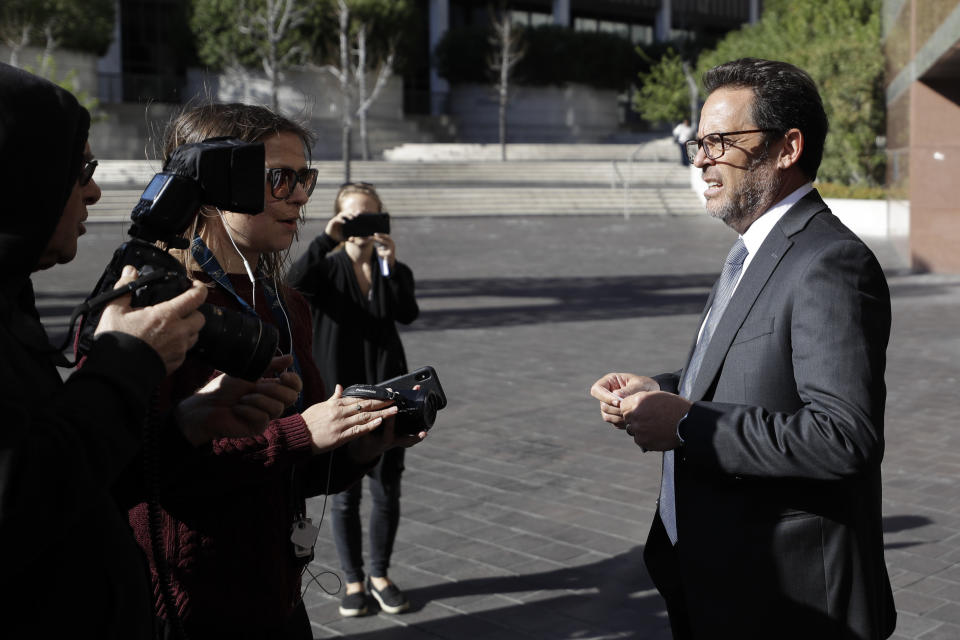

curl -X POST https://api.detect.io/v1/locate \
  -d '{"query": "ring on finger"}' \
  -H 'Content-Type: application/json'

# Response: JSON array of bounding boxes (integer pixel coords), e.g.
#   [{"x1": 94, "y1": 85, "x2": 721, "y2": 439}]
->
[{"x1": 354, "y1": 403, "x2": 363, "y2": 413}]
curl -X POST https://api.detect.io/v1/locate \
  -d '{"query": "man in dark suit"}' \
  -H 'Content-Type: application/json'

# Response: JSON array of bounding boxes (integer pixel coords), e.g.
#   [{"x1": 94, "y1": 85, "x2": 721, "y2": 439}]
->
[{"x1": 590, "y1": 58, "x2": 896, "y2": 639}]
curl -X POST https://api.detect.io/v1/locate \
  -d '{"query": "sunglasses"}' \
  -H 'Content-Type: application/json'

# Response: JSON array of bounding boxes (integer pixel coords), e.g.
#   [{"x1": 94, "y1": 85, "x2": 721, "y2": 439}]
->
[
  {"x1": 79, "y1": 159, "x2": 98, "y2": 186},
  {"x1": 266, "y1": 167, "x2": 319, "y2": 200}
]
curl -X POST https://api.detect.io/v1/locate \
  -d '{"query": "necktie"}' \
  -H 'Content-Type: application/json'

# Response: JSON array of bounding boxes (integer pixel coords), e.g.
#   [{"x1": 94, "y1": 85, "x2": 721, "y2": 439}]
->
[{"x1": 659, "y1": 238, "x2": 748, "y2": 544}]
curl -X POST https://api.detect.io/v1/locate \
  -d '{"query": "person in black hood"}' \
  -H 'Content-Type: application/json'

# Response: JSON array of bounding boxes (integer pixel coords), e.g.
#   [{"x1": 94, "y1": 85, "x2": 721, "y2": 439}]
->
[{"x1": 0, "y1": 64, "x2": 302, "y2": 638}]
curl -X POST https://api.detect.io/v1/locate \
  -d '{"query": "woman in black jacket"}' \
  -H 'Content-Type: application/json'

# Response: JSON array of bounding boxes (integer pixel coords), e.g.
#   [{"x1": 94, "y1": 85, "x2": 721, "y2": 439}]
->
[{"x1": 288, "y1": 182, "x2": 419, "y2": 617}]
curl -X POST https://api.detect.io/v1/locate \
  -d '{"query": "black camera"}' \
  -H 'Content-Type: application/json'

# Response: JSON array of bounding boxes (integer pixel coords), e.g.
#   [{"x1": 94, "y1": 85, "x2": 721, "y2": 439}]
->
[
  {"x1": 76, "y1": 138, "x2": 279, "y2": 381},
  {"x1": 342, "y1": 366, "x2": 447, "y2": 435}
]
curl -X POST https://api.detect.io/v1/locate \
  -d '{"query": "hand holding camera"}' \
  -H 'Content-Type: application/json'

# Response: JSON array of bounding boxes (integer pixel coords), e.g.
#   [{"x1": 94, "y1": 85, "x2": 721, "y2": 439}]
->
[
  {"x1": 77, "y1": 138, "x2": 281, "y2": 382},
  {"x1": 342, "y1": 367, "x2": 447, "y2": 436},
  {"x1": 95, "y1": 265, "x2": 208, "y2": 374},
  {"x1": 300, "y1": 384, "x2": 399, "y2": 455},
  {"x1": 174, "y1": 354, "x2": 304, "y2": 445}
]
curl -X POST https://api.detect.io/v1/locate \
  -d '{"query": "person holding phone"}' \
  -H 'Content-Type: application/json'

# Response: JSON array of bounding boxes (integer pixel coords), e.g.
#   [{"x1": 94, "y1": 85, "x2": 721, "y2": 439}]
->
[{"x1": 289, "y1": 182, "x2": 419, "y2": 617}]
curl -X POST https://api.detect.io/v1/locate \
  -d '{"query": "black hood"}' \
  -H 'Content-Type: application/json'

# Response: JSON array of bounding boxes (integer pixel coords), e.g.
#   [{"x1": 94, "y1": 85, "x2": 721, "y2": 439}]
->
[{"x1": 0, "y1": 63, "x2": 90, "y2": 280}]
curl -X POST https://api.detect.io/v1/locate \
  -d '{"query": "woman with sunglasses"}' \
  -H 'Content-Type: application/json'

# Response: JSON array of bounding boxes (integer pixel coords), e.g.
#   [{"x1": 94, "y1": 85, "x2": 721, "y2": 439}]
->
[
  {"x1": 288, "y1": 182, "x2": 419, "y2": 618},
  {"x1": 126, "y1": 103, "x2": 424, "y2": 640}
]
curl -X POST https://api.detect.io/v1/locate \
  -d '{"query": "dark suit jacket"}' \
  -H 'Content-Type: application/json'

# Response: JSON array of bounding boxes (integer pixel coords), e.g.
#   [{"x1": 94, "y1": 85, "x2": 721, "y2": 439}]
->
[{"x1": 646, "y1": 190, "x2": 896, "y2": 639}]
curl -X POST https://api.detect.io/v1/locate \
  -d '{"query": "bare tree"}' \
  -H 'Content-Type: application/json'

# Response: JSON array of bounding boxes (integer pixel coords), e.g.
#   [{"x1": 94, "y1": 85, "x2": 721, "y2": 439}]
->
[
  {"x1": 322, "y1": 1, "x2": 353, "y2": 182},
  {"x1": 2, "y1": 22, "x2": 30, "y2": 67},
  {"x1": 324, "y1": 0, "x2": 396, "y2": 181},
  {"x1": 355, "y1": 24, "x2": 395, "y2": 162},
  {"x1": 2, "y1": 11, "x2": 58, "y2": 74},
  {"x1": 682, "y1": 60, "x2": 699, "y2": 130},
  {"x1": 488, "y1": 3, "x2": 525, "y2": 161},
  {"x1": 37, "y1": 20, "x2": 58, "y2": 78},
  {"x1": 237, "y1": 0, "x2": 307, "y2": 110}
]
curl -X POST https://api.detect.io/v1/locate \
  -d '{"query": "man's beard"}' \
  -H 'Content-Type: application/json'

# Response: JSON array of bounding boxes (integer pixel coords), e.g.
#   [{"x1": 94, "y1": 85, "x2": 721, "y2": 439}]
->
[{"x1": 709, "y1": 152, "x2": 781, "y2": 229}]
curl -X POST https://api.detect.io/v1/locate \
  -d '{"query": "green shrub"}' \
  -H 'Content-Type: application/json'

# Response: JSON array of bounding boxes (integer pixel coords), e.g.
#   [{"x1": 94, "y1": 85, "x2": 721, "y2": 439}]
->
[
  {"x1": 633, "y1": 48, "x2": 690, "y2": 125},
  {"x1": 696, "y1": 0, "x2": 885, "y2": 186},
  {"x1": 0, "y1": 0, "x2": 115, "y2": 56},
  {"x1": 814, "y1": 182, "x2": 887, "y2": 200},
  {"x1": 433, "y1": 25, "x2": 491, "y2": 84}
]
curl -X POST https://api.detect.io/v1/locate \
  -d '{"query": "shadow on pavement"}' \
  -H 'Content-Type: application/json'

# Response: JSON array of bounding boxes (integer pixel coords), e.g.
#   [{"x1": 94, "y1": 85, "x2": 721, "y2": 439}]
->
[
  {"x1": 336, "y1": 546, "x2": 672, "y2": 640},
  {"x1": 882, "y1": 514, "x2": 935, "y2": 551},
  {"x1": 410, "y1": 274, "x2": 717, "y2": 331}
]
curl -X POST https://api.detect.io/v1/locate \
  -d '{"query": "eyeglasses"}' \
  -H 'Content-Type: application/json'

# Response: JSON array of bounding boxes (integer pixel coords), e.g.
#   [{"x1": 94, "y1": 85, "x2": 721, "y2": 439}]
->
[
  {"x1": 79, "y1": 159, "x2": 98, "y2": 186},
  {"x1": 266, "y1": 167, "x2": 319, "y2": 199},
  {"x1": 684, "y1": 129, "x2": 779, "y2": 164}
]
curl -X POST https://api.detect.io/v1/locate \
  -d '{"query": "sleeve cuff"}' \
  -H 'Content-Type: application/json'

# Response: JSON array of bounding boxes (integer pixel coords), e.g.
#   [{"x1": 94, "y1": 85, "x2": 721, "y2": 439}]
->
[
  {"x1": 274, "y1": 413, "x2": 315, "y2": 455},
  {"x1": 317, "y1": 232, "x2": 340, "y2": 252},
  {"x1": 78, "y1": 331, "x2": 166, "y2": 413}
]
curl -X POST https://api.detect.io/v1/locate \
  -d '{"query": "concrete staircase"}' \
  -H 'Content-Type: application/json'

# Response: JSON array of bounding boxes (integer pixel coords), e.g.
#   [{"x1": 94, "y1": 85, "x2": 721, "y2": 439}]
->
[{"x1": 91, "y1": 143, "x2": 701, "y2": 221}]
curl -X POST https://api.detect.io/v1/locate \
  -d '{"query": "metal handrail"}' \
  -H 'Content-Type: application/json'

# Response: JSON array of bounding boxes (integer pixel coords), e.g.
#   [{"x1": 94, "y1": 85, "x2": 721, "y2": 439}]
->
[{"x1": 611, "y1": 144, "x2": 649, "y2": 219}]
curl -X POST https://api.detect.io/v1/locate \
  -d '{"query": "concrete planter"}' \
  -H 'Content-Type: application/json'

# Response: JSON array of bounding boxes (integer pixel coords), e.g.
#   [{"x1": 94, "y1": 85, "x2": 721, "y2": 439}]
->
[
  {"x1": 824, "y1": 198, "x2": 904, "y2": 239},
  {"x1": 689, "y1": 168, "x2": 902, "y2": 238}
]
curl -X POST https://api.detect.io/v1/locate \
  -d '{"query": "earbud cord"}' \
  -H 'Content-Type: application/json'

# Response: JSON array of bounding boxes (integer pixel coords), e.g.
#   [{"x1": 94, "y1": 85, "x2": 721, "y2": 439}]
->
[
  {"x1": 273, "y1": 274, "x2": 294, "y2": 358},
  {"x1": 217, "y1": 209, "x2": 256, "y2": 309},
  {"x1": 212, "y1": 211, "x2": 294, "y2": 358}
]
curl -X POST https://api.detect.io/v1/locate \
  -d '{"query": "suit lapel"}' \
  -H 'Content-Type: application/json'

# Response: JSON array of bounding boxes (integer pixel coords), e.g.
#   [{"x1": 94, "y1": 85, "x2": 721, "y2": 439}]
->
[{"x1": 688, "y1": 190, "x2": 828, "y2": 400}]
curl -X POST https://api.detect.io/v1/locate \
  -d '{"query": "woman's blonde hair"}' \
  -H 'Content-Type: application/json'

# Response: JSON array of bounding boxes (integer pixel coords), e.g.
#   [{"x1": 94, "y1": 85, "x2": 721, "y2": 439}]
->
[
  {"x1": 334, "y1": 181, "x2": 384, "y2": 214},
  {"x1": 160, "y1": 102, "x2": 315, "y2": 283}
]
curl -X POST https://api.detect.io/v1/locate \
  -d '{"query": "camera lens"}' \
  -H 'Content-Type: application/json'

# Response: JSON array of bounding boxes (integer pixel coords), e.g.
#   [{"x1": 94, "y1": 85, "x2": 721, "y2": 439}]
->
[
  {"x1": 421, "y1": 391, "x2": 439, "y2": 429},
  {"x1": 193, "y1": 304, "x2": 279, "y2": 381}
]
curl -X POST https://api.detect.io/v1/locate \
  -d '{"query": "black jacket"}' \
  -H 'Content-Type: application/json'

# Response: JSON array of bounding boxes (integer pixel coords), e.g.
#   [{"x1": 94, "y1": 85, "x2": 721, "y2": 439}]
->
[
  {"x1": 0, "y1": 63, "x2": 166, "y2": 639},
  {"x1": 288, "y1": 233, "x2": 419, "y2": 389},
  {"x1": 647, "y1": 191, "x2": 895, "y2": 639}
]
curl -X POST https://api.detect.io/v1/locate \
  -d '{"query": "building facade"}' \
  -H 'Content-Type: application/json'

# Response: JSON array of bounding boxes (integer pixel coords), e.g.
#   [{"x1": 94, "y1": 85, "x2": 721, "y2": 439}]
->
[
  {"x1": 100, "y1": 0, "x2": 761, "y2": 111},
  {"x1": 884, "y1": 0, "x2": 960, "y2": 272},
  {"x1": 424, "y1": 0, "x2": 762, "y2": 113}
]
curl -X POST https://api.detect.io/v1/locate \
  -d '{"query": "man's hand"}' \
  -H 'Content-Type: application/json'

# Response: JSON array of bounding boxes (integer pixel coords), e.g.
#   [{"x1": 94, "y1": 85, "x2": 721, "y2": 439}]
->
[
  {"x1": 175, "y1": 355, "x2": 303, "y2": 445},
  {"x1": 590, "y1": 372, "x2": 660, "y2": 429},
  {"x1": 620, "y1": 391, "x2": 691, "y2": 451},
  {"x1": 96, "y1": 265, "x2": 207, "y2": 374},
  {"x1": 301, "y1": 385, "x2": 400, "y2": 454}
]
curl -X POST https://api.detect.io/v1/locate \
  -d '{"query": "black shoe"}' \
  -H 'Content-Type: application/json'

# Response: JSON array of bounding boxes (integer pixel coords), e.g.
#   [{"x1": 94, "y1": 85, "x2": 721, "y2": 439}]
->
[
  {"x1": 368, "y1": 579, "x2": 410, "y2": 614},
  {"x1": 338, "y1": 590, "x2": 369, "y2": 617}
]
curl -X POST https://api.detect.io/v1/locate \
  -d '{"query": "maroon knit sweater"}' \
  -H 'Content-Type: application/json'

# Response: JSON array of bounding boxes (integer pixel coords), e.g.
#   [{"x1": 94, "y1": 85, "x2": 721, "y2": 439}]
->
[{"x1": 128, "y1": 273, "x2": 368, "y2": 635}]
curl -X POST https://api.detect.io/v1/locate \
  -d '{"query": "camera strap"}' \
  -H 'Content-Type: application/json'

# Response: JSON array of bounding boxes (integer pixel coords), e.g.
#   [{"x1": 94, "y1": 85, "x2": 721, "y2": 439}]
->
[{"x1": 190, "y1": 234, "x2": 304, "y2": 413}]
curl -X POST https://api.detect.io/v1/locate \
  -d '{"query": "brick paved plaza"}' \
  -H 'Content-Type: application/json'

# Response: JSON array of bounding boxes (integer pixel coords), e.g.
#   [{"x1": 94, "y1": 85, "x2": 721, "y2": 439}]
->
[
  {"x1": 285, "y1": 215, "x2": 960, "y2": 640},
  {"x1": 32, "y1": 212, "x2": 960, "y2": 639}
]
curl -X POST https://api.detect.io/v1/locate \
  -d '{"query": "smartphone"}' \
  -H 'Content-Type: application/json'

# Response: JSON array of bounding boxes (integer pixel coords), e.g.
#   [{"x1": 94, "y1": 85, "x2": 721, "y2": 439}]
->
[
  {"x1": 378, "y1": 366, "x2": 447, "y2": 434},
  {"x1": 341, "y1": 212, "x2": 390, "y2": 238},
  {"x1": 341, "y1": 366, "x2": 447, "y2": 435}
]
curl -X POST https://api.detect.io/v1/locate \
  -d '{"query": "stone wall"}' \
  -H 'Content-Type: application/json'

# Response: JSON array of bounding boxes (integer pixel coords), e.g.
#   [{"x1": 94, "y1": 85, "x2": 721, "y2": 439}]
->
[
  {"x1": 0, "y1": 45, "x2": 99, "y2": 98},
  {"x1": 185, "y1": 67, "x2": 404, "y2": 123},
  {"x1": 447, "y1": 83, "x2": 623, "y2": 143}
]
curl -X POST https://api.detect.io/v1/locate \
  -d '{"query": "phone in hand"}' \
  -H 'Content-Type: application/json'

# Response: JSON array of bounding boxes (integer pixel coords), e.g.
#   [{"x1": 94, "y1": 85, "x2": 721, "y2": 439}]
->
[
  {"x1": 341, "y1": 366, "x2": 447, "y2": 435},
  {"x1": 342, "y1": 212, "x2": 390, "y2": 238}
]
